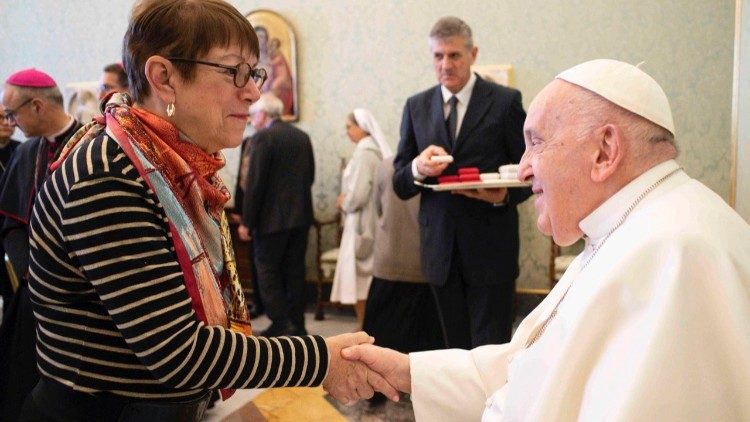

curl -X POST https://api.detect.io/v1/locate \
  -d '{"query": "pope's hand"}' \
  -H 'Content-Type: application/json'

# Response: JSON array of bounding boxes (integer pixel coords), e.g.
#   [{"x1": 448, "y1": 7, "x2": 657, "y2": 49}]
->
[
  {"x1": 341, "y1": 343, "x2": 411, "y2": 399},
  {"x1": 323, "y1": 332, "x2": 399, "y2": 405}
]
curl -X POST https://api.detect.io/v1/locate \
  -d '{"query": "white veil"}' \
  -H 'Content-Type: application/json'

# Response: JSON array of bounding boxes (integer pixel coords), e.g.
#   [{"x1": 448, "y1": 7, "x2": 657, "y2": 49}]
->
[{"x1": 352, "y1": 108, "x2": 393, "y2": 158}]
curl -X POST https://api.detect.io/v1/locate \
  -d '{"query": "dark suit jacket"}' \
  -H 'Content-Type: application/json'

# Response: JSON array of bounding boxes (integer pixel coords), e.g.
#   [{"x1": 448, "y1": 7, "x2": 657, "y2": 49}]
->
[
  {"x1": 0, "y1": 121, "x2": 82, "y2": 278},
  {"x1": 242, "y1": 120, "x2": 315, "y2": 235},
  {"x1": 393, "y1": 75, "x2": 531, "y2": 287}
]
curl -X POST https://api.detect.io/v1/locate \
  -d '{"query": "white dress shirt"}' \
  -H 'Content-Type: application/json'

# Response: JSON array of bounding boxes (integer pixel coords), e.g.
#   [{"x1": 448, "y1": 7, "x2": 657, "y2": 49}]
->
[{"x1": 411, "y1": 73, "x2": 478, "y2": 180}]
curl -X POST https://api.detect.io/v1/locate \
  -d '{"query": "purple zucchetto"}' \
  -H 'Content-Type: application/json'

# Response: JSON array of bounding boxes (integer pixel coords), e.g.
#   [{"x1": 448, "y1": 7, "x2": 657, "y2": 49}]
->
[{"x1": 5, "y1": 68, "x2": 58, "y2": 88}]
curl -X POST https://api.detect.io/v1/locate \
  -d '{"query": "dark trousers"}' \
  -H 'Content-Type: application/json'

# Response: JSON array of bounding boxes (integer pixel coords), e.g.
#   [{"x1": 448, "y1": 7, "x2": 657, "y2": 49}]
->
[
  {"x1": 363, "y1": 277, "x2": 444, "y2": 353},
  {"x1": 430, "y1": 250, "x2": 516, "y2": 349},
  {"x1": 253, "y1": 226, "x2": 309, "y2": 329},
  {"x1": 0, "y1": 281, "x2": 39, "y2": 422},
  {"x1": 20, "y1": 377, "x2": 210, "y2": 422},
  {"x1": 0, "y1": 245, "x2": 13, "y2": 307},
  {"x1": 245, "y1": 240, "x2": 264, "y2": 313}
]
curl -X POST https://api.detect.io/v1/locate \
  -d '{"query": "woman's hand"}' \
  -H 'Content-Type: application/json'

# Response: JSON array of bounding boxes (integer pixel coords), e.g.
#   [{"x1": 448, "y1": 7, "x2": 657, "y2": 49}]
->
[
  {"x1": 336, "y1": 193, "x2": 347, "y2": 211},
  {"x1": 322, "y1": 332, "x2": 399, "y2": 405}
]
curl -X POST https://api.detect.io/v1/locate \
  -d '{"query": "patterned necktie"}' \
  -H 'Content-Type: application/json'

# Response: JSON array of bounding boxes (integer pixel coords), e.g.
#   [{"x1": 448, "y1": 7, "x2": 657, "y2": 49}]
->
[{"x1": 446, "y1": 96, "x2": 458, "y2": 145}]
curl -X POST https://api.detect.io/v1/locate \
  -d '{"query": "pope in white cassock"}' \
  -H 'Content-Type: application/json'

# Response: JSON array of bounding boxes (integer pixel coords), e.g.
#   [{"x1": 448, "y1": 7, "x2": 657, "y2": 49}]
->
[{"x1": 342, "y1": 59, "x2": 750, "y2": 421}]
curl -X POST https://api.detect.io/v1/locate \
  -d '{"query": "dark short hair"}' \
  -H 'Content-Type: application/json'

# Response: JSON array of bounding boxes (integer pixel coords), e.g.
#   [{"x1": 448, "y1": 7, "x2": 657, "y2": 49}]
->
[
  {"x1": 123, "y1": 0, "x2": 259, "y2": 103},
  {"x1": 103, "y1": 63, "x2": 129, "y2": 88},
  {"x1": 11, "y1": 86, "x2": 64, "y2": 108}
]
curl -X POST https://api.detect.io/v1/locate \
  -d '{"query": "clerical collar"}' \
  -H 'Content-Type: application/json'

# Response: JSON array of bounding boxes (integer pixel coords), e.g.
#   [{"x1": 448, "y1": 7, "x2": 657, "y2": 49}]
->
[
  {"x1": 441, "y1": 72, "x2": 477, "y2": 105},
  {"x1": 579, "y1": 160, "x2": 682, "y2": 242},
  {"x1": 45, "y1": 115, "x2": 76, "y2": 144}
]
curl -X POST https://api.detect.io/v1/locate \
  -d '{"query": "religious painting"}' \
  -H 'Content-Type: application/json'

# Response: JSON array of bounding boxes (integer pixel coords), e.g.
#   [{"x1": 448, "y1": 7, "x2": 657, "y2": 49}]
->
[
  {"x1": 64, "y1": 81, "x2": 100, "y2": 124},
  {"x1": 246, "y1": 9, "x2": 299, "y2": 121},
  {"x1": 472, "y1": 64, "x2": 513, "y2": 87}
]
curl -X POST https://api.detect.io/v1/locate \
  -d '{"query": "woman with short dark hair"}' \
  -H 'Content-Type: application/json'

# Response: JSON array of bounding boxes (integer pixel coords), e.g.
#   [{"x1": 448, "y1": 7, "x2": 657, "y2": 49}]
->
[{"x1": 21, "y1": 1, "x2": 391, "y2": 420}]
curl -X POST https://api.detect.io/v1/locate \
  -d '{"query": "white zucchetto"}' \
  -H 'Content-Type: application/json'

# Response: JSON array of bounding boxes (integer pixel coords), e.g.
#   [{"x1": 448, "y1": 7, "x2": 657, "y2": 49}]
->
[{"x1": 556, "y1": 59, "x2": 675, "y2": 135}]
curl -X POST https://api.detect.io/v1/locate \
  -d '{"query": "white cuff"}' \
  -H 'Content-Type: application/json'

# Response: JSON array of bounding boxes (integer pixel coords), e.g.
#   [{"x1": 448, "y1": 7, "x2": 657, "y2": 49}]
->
[{"x1": 492, "y1": 193, "x2": 510, "y2": 207}]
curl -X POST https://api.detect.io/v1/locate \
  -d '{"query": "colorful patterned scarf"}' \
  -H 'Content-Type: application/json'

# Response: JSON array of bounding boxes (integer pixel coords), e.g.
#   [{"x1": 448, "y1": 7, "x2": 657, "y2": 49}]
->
[{"x1": 54, "y1": 92, "x2": 251, "y2": 340}]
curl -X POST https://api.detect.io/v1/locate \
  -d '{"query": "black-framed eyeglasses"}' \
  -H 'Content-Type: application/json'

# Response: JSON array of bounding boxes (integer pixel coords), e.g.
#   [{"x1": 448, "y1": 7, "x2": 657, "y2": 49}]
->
[
  {"x1": 167, "y1": 58, "x2": 267, "y2": 89},
  {"x1": 3, "y1": 97, "x2": 34, "y2": 122}
]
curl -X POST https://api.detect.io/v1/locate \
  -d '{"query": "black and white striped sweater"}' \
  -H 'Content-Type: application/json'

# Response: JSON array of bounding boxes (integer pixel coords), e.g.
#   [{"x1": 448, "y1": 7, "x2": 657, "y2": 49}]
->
[{"x1": 28, "y1": 133, "x2": 328, "y2": 401}]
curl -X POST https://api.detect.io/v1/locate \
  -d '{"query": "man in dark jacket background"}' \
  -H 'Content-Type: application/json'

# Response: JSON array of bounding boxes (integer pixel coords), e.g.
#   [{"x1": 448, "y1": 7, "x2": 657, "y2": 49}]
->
[
  {"x1": 392, "y1": 17, "x2": 531, "y2": 348},
  {"x1": 238, "y1": 93, "x2": 315, "y2": 337}
]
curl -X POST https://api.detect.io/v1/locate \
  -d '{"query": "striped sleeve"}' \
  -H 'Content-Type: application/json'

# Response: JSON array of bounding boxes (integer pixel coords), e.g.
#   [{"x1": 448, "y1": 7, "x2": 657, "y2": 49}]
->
[{"x1": 32, "y1": 134, "x2": 328, "y2": 395}]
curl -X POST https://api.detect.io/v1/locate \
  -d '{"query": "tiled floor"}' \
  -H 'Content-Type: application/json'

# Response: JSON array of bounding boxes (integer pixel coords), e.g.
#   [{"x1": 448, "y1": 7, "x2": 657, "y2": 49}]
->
[
  {"x1": 258, "y1": 308, "x2": 417, "y2": 421},
  {"x1": 205, "y1": 307, "x2": 416, "y2": 421},
  {"x1": 328, "y1": 393, "x2": 417, "y2": 422}
]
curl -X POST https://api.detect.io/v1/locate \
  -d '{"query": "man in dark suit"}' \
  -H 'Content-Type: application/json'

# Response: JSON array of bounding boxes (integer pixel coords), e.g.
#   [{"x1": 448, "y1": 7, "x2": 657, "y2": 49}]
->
[
  {"x1": 234, "y1": 135, "x2": 265, "y2": 320},
  {"x1": 0, "y1": 67, "x2": 82, "y2": 422},
  {"x1": 0, "y1": 106, "x2": 20, "y2": 307},
  {"x1": 392, "y1": 17, "x2": 531, "y2": 348},
  {"x1": 239, "y1": 93, "x2": 315, "y2": 337}
]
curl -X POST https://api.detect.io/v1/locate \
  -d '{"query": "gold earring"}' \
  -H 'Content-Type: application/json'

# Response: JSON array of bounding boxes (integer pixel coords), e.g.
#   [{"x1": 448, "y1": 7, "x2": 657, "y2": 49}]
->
[{"x1": 166, "y1": 102, "x2": 175, "y2": 117}]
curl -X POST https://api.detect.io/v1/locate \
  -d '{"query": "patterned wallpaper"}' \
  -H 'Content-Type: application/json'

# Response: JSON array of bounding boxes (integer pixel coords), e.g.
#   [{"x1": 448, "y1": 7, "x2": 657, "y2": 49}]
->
[{"x1": 0, "y1": 0, "x2": 736, "y2": 288}]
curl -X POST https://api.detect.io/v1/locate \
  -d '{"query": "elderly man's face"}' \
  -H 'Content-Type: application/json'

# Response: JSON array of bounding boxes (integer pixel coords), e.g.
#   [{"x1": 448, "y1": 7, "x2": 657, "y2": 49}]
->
[
  {"x1": 518, "y1": 81, "x2": 596, "y2": 246},
  {"x1": 249, "y1": 109, "x2": 267, "y2": 131},
  {"x1": 98, "y1": 71, "x2": 125, "y2": 101},
  {"x1": 430, "y1": 36, "x2": 477, "y2": 94}
]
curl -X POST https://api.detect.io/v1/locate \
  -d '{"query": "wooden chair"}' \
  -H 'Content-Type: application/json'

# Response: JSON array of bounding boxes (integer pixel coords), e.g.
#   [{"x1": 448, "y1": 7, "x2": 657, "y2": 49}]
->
[
  {"x1": 227, "y1": 213, "x2": 256, "y2": 300},
  {"x1": 309, "y1": 158, "x2": 347, "y2": 320},
  {"x1": 310, "y1": 215, "x2": 342, "y2": 320},
  {"x1": 548, "y1": 238, "x2": 578, "y2": 289},
  {"x1": 513, "y1": 237, "x2": 580, "y2": 321},
  {"x1": 5, "y1": 253, "x2": 20, "y2": 293}
]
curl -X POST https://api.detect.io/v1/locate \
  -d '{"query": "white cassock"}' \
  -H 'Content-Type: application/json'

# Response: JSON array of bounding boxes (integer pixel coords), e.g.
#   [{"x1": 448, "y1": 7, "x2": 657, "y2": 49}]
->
[{"x1": 410, "y1": 160, "x2": 750, "y2": 421}]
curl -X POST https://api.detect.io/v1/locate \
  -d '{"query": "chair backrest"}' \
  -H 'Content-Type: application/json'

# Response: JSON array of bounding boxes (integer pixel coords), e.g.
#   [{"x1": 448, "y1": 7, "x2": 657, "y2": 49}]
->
[
  {"x1": 312, "y1": 217, "x2": 341, "y2": 282},
  {"x1": 308, "y1": 158, "x2": 348, "y2": 320},
  {"x1": 312, "y1": 157, "x2": 347, "y2": 281},
  {"x1": 5, "y1": 253, "x2": 20, "y2": 293}
]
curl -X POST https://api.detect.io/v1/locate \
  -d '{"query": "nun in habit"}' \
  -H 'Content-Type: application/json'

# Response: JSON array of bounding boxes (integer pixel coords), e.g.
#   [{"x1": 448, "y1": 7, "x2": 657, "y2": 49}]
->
[{"x1": 330, "y1": 108, "x2": 392, "y2": 329}]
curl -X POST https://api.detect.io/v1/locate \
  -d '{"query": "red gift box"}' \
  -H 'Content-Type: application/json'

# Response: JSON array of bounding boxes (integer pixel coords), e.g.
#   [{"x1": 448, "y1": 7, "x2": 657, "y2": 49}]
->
[
  {"x1": 457, "y1": 167, "x2": 480, "y2": 175},
  {"x1": 459, "y1": 174, "x2": 481, "y2": 182},
  {"x1": 438, "y1": 175, "x2": 460, "y2": 184}
]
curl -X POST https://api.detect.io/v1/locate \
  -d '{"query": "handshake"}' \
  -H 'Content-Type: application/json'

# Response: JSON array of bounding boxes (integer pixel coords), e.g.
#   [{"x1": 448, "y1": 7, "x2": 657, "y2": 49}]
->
[{"x1": 322, "y1": 332, "x2": 411, "y2": 405}]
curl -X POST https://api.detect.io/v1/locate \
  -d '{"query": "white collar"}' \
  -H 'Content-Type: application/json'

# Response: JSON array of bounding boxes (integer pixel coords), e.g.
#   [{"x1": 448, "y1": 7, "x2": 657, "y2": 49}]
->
[
  {"x1": 355, "y1": 135, "x2": 379, "y2": 152},
  {"x1": 441, "y1": 72, "x2": 477, "y2": 105},
  {"x1": 45, "y1": 115, "x2": 75, "y2": 143},
  {"x1": 579, "y1": 160, "x2": 681, "y2": 241}
]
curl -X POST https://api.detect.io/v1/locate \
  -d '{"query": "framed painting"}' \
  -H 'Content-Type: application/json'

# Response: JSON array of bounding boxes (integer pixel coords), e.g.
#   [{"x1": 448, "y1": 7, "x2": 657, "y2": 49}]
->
[
  {"x1": 472, "y1": 64, "x2": 513, "y2": 87},
  {"x1": 246, "y1": 9, "x2": 299, "y2": 121}
]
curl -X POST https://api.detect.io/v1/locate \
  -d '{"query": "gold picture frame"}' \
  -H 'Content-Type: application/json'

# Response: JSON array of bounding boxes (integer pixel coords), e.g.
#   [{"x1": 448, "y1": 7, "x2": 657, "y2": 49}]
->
[
  {"x1": 472, "y1": 64, "x2": 513, "y2": 87},
  {"x1": 246, "y1": 9, "x2": 299, "y2": 121}
]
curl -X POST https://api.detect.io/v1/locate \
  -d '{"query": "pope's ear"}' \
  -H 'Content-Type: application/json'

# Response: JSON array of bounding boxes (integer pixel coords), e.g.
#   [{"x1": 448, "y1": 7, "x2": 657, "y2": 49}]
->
[
  {"x1": 143, "y1": 56, "x2": 175, "y2": 104},
  {"x1": 590, "y1": 124, "x2": 623, "y2": 183}
]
